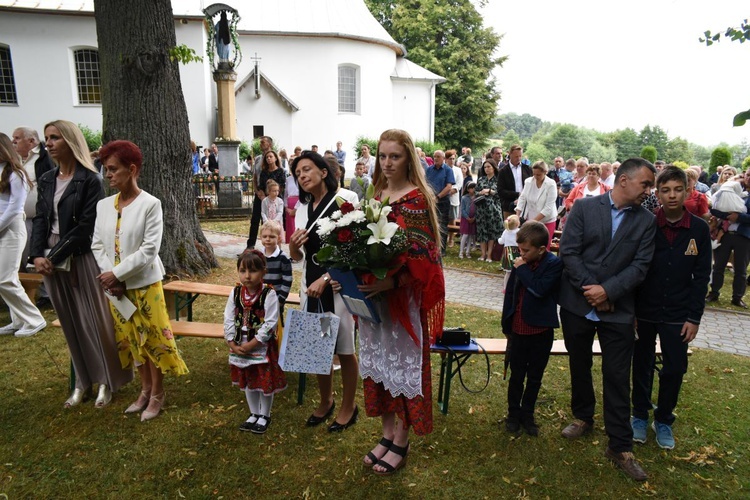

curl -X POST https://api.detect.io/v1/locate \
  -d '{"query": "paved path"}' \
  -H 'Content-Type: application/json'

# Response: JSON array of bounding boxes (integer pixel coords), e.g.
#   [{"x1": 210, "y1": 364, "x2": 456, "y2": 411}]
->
[{"x1": 205, "y1": 230, "x2": 750, "y2": 357}]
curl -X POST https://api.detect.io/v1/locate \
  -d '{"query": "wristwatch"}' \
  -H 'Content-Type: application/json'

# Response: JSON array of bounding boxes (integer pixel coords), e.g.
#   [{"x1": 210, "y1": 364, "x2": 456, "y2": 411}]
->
[{"x1": 323, "y1": 275, "x2": 330, "y2": 284}]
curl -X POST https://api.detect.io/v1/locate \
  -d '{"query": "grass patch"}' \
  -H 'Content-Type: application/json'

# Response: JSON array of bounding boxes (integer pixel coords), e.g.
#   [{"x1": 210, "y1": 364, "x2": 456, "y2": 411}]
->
[{"x1": 1, "y1": 257, "x2": 749, "y2": 497}]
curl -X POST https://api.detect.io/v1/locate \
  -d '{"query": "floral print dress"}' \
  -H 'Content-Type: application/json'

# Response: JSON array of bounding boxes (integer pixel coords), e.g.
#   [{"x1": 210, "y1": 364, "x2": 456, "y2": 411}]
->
[{"x1": 109, "y1": 194, "x2": 188, "y2": 376}]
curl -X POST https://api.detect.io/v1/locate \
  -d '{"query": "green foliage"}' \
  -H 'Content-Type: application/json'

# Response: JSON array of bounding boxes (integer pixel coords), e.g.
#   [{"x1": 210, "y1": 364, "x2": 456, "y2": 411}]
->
[
  {"x1": 494, "y1": 113, "x2": 543, "y2": 140},
  {"x1": 639, "y1": 124, "x2": 669, "y2": 159},
  {"x1": 77, "y1": 124, "x2": 102, "y2": 152},
  {"x1": 700, "y1": 20, "x2": 749, "y2": 127},
  {"x1": 238, "y1": 140, "x2": 252, "y2": 161},
  {"x1": 587, "y1": 142, "x2": 617, "y2": 163},
  {"x1": 366, "y1": 0, "x2": 504, "y2": 149},
  {"x1": 743, "y1": 156, "x2": 750, "y2": 170},
  {"x1": 168, "y1": 44, "x2": 203, "y2": 64},
  {"x1": 541, "y1": 124, "x2": 596, "y2": 160},
  {"x1": 523, "y1": 142, "x2": 551, "y2": 164},
  {"x1": 605, "y1": 128, "x2": 641, "y2": 161},
  {"x1": 415, "y1": 139, "x2": 445, "y2": 155},
  {"x1": 500, "y1": 129, "x2": 521, "y2": 150},
  {"x1": 710, "y1": 146, "x2": 733, "y2": 173},
  {"x1": 665, "y1": 137, "x2": 694, "y2": 164},
  {"x1": 672, "y1": 160, "x2": 690, "y2": 170},
  {"x1": 640, "y1": 145, "x2": 658, "y2": 163}
]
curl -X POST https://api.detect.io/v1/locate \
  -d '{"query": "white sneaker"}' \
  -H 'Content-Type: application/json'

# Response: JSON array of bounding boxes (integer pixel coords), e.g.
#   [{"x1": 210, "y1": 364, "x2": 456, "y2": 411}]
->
[
  {"x1": 0, "y1": 323, "x2": 22, "y2": 335},
  {"x1": 15, "y1": 321, "x2": 47, "y2": 338},
  {"x1": 458, "y1": 253, "x2": 464, "y2": 259}
]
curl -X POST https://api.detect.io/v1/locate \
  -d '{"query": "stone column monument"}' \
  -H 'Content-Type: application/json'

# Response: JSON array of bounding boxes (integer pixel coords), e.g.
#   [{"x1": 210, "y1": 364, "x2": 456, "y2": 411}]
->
[{"x1": 204, "y1": 4, "x2": 243, "y2": 210}]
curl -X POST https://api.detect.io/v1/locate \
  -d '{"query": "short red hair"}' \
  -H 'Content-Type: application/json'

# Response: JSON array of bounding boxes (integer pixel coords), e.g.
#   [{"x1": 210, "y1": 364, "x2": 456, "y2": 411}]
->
[{"x1": 99, "y1": 140, "x2": 143, "y2": 172}]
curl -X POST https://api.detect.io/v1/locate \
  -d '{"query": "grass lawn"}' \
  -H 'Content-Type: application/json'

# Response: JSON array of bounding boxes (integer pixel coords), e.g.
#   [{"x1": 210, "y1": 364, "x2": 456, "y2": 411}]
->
[{"x1": 1, "y1": 257, "x2": 749, "y2": 497}]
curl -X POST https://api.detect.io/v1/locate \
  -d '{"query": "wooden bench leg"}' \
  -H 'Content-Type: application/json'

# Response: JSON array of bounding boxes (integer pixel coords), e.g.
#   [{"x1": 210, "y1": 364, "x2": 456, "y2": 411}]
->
[
  {"x1": 22, "y1": 282, "x2": 40, "y2": 304},
  {"x1": 297, "y1": 373, "x2": 306, "y2": 405}
]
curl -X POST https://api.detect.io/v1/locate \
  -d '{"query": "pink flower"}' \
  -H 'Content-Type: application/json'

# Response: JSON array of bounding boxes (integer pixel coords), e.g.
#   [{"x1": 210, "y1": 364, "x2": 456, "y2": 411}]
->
[{"x1": 163, "y1": 328, "x2": 174, "y2": 340}]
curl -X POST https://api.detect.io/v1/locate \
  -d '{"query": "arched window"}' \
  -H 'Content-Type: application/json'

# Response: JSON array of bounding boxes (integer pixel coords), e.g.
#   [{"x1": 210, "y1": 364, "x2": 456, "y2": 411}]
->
[
  {"x1": 0, "y1": 45, "x2": 18, "y2": 105},
  {"x1": 338, "y1": 64, "x2": 359, "y2": 114},
  {"x1": 73, "y1": 48, "x2": 101, "y2": 104}
]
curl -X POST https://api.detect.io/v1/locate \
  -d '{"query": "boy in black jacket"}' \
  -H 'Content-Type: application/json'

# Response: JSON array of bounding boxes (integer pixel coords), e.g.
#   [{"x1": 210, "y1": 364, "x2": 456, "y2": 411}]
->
[
  {"x1": 502, "y1": 221, "x2": 563, "y2": 436},
  {"x1": 631, "y1": 166, "x2": 711, "y2": 449}
]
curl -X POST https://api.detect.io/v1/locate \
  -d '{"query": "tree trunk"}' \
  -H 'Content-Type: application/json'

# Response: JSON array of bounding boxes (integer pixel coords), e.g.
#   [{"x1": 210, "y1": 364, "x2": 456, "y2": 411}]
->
[{"x1": 94, "y1": 0, "x2": 217, "y2": 277}]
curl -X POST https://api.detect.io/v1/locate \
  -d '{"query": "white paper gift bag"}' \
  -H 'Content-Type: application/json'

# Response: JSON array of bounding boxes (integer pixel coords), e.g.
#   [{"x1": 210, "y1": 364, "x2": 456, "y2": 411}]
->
[{"x1": 279, "y1": 304, "x2": 340, "y2": 375}]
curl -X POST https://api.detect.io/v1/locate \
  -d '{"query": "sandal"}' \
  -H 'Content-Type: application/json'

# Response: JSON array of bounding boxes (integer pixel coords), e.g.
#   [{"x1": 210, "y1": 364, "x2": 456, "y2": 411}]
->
[
  {"x1": 363, "y1": 437, "x2": 393, "y2": 467},
  {"x1": 373, "y1": 441, "x2": 409, "y2": 476}
]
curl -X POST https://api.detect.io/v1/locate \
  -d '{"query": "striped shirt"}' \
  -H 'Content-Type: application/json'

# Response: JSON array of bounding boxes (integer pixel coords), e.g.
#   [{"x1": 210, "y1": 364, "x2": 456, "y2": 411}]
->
[{"x1": 264, "y1": 246, "x2": 293, "y2": 306}]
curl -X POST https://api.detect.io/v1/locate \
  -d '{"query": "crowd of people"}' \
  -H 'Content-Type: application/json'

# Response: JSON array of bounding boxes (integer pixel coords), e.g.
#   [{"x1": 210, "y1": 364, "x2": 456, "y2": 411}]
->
[{"x1": 2, "y1": 120, "x2": 749, "y2": 482}]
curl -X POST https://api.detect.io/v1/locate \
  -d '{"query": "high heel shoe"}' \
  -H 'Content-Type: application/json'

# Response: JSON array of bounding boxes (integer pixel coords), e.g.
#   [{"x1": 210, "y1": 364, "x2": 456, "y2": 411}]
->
[
  {"x1": 95, "y1": 384, "x2": 112, "y2": 408},
  {"x1": 64, "y1": 388, "x2": 91, "y2": 408},
  {"x1": 328, "y1": 405, "x2": 358, "y2": 432},
  {"x1": 124, "y1": 391, "x2": 151, "y2": 414},
  {"x1": 141, "y1": 392, "x2": 165, "y2": 422},
  {"x1": 306, "y1": 401, "x2": 335, "y2": 427}
]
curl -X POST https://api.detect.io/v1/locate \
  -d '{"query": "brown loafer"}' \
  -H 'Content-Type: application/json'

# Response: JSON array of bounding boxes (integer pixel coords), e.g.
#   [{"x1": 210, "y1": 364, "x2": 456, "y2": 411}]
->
[
  {"x1": 561, "y1": 419, "x2": 593, "y2": 439},
  {"x1": 604, "y1": 448, "x2": 648, "y2": 481}
]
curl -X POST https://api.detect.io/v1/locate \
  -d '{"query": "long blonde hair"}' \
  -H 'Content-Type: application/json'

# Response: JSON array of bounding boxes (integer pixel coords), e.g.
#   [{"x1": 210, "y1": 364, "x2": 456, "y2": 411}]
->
[
  {"x1": 373, "y1": 129, "x2": 441, "y2": 249},
  {"x1": 0, "y1": 133, "x2": 31, "y2": 193},
  {"x1": 43, "y1": 119, "x2": 98, "y2": 173}
]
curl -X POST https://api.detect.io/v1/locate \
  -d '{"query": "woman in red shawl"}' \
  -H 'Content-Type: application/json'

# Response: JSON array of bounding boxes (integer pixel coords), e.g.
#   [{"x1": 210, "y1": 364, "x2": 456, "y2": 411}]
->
[{"x1": 357, "y1": 129, "x2": 445, "y2": 475}]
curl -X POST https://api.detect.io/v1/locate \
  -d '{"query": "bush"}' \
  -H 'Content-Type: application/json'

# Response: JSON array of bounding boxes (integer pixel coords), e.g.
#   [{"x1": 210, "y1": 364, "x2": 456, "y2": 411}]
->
[
  {"x1": 78, "y1": 124, "x2": 102, "y2": 152},
  {"x1": 743, "y1": 156, "x2": 750, "y2": 171},
  {"x1": 710, "y1": 147, "x2": 733, "y2": 174},
  {"x1": 672, "y1": 160, "x2": 690, "y2": 170},
  {"x1": 640, "y1": 145, "x2": 657, "y2": 163},
  {"x1": 238, "y1": 141, "x2": 252, "y2": 161},
  {"x1": 354, "y1": 136, "x2": 444, "y2": 158}
]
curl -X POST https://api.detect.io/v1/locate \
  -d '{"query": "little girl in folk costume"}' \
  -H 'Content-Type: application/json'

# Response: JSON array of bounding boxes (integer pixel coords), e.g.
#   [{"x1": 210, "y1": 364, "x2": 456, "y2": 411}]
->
[
  {"x1": 224, "y1": 249, "x2": 287, "y2": 434},
  {"x1": 496, "y1": 215, "x2": 521, "y2": 292},
  {"x1": 458, "y1": 182, "x2": 477, "y2": 258}
]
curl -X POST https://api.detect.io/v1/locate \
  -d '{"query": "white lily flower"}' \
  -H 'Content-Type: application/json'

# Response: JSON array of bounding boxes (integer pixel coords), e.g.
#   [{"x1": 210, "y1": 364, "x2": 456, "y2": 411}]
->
[
  {"x1": 378, "y1": 205, "x2": 393, "y2": 220},
  {"x1": 367, "y1": 217, "x2": 399, "y2": 245}
]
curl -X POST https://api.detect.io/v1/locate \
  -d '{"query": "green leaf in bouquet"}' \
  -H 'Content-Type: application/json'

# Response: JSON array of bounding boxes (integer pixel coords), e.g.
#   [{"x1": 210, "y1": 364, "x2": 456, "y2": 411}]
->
[
  {"x1": 368, "y1": 242, "x2": 385, "y2": 263},
  {"x1": 316, "y1": 245, "x2": 333, "y2": 263},
  {"x1": 365, "y1": 182, "x2": 375, "y2": 200},
  {"x1": 335, "y1": 195, "x2": 347, "y2": 207},
  {"x1": 372, "y1": 267, "x2": 388, "y2": 279}
]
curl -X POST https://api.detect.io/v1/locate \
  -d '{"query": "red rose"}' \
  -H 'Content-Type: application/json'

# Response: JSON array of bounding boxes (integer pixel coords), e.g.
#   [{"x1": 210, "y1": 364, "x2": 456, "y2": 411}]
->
[
  {"x1": 337, "y1": 228, "x2": 354, "y2": 243},
  {"x1": 340, "y1": 202, "x2": 355, "y2": 214}
]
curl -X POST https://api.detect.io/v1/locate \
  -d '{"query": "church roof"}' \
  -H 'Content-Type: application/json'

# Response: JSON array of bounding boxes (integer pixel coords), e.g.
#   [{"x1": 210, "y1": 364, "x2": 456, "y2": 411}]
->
[
  {"x1": 392, "y1": 58, "x2": 446, "y2": 83},
  {"x1": 235, "y1": 68, "x2": 299, "y2": 112},
  {"x1": 0, "y1": 0, "x2": 406, "y2": 55}
]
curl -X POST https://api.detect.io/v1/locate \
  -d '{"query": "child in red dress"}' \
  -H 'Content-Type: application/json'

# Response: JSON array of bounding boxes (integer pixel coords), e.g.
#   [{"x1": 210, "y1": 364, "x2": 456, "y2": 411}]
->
[{"x1": 224, "y1": 249, "x2": 287, "y2": 434}]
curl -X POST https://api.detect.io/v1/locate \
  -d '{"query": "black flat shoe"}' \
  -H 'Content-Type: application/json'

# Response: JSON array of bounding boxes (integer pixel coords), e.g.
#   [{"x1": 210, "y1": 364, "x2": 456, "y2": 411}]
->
[
  {"x1": 328, "y1": 405, "x2": 358, "y2": 432},
  {"x1": 239, "y1": 414, "x2": 260, "y2": 432},
  {"x1": 306, "y1": 401, "x2": 335, "y2": 427},
  {"x1": 251, "y1": 416, "x2": 271, "y2": 434}
]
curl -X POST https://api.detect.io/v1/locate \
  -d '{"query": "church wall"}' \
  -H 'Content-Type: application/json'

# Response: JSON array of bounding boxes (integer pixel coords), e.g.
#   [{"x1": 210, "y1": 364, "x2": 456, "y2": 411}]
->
[{"x1": 391, "y1": 79, "x2": 436, "y2": 143}]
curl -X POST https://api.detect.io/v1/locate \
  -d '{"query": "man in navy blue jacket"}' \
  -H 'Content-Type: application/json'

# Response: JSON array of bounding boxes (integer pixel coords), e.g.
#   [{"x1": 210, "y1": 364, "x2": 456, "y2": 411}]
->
[
  {"x1": 631, "y1": 166, "x2": 711, "y2": 450},
  {"x1": 502, "y1": 221, "x2": 563, "y2": 437}
]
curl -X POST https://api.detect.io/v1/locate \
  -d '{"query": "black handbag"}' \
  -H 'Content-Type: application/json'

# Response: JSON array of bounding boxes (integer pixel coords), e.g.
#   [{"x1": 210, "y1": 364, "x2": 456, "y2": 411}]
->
[{"x1": 438, "y1": 327, "x2": 471, "y2": 346}]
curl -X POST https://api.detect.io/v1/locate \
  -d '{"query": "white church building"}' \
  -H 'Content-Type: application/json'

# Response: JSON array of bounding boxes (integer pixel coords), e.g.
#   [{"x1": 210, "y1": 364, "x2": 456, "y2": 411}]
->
[{"x1": 0, "y1": 0, "x2": 444, "y2": 168}]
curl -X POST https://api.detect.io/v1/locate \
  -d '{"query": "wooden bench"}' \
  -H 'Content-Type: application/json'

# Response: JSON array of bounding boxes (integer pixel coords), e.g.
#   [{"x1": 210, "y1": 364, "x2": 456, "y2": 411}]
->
[
  {"x1": 162, "y1": 280, "x2": 300, "y2": 321},
  {"x1": 431, "y1": 338, "x2": 684, "y2": 415},
  {"x1": 19, "y1": 272, "x2": 44, "y2": 303}
]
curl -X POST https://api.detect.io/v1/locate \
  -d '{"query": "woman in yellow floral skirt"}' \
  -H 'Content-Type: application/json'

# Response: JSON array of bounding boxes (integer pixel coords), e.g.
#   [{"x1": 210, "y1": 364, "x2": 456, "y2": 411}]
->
[{"x1": 91, "y1": 140, "x2": 188, "y2": 421}]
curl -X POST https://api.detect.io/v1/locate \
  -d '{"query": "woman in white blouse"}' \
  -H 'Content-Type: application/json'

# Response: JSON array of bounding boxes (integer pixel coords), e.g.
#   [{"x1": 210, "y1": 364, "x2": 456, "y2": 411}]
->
[
  {"x1": 92, "y1": 140, "x2": 188, "y2": 421},
  {"x1": 0, "y1": 133, "x2": 46, "y2": 337},
  {"x1": 516, "y1": 161, "x2": 559, "y2": 249}
]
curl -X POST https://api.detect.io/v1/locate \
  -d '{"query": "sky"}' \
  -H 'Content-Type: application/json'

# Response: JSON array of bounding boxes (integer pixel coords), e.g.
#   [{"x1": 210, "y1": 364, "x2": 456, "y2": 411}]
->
[{"x1": 484, "y1": 0, "x2": 749, "y2": 148}]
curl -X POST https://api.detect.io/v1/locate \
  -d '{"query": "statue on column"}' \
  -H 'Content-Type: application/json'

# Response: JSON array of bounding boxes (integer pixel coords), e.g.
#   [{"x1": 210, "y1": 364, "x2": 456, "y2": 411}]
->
[{"x1": 204, "y1": 4, "x2": 242, "y2": 71}]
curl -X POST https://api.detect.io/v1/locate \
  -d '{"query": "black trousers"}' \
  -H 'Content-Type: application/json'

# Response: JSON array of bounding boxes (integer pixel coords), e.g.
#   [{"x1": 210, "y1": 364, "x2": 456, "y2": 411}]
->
[
  {"x1": 507, "y1": 329, "x2": 554, "y2": 420},
  {"x1": 560, "y1": 308, "x2": 635, "y2": 453},
  {"x1": 632, "y1": 321, "x2": 689, "y2": 426},
  {"x1": 710, "y1": 232, "x2": 750, "y2": 300},
  {"x1": 246, "y1": 195, "x2": 263, "y2": 248},
  {"x1": 437, "y1": 199, "x2": 450, "y2": 255}
]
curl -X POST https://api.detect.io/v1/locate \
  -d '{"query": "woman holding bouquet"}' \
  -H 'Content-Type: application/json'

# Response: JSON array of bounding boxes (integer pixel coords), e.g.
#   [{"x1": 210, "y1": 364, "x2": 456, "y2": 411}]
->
[
  {"x1": 288, "y1": 151, "x2": 360, "y2": 432},
  {"x1": 357, "y1": 129, "x2": 445, "y2": 475}
]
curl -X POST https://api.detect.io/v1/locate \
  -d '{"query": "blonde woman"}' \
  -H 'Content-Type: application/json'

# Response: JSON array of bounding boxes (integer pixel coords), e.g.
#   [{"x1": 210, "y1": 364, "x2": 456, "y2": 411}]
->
[
  {"x1": 0, "y1": 133, "x2": 46, "y2": 337},
  {"x1": 30, "y1": 120, "x2": 133, "y2": 408}
]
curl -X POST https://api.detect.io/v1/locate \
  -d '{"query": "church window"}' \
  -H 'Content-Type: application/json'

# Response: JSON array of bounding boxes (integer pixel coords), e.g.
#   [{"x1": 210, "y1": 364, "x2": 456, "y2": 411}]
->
[
  {"x1": 0, "y1": 45, "x2": 18, "y2": 105},
  {"x1": 73, "y1": 48, "x2": 101, "y2": 104},
  {"x1": 338, "y1": 65, "x2": 359, "y2": 114}
]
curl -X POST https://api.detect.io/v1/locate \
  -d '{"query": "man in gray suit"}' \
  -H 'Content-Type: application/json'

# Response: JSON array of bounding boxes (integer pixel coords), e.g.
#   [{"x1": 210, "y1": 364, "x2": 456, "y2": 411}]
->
[{"x1": 558, "y1": 158, "x2": 657, "y2": 481}]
